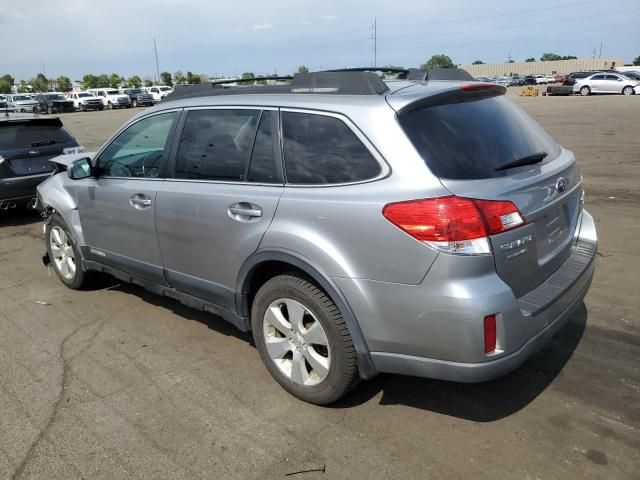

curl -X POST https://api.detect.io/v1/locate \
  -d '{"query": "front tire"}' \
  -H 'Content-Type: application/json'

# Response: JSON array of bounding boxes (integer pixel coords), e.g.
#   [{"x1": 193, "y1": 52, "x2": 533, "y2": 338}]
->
[
  {"x1": 132, "y1": 99, "x2": 138, "y2": 107},
  {"x1": 108, "y1": 102, "x2": 113, "y2": 110},
  {"x1": 580, "y1": 86, "x2": 591, "y2": 96},
  {"x1": 46, "y1": 215, "x2": 91, "y2": 290},
  {"x1": 251, "y1": 274, "x2": 359, "y2": 405},
  {"x1": 622, "y1": 86, "x2": 634, "y2": 96}
]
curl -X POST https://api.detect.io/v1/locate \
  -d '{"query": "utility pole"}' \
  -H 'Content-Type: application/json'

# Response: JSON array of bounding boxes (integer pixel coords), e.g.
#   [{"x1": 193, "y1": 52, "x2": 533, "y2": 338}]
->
[
  {"x1": 41, "y1": 61, "x2": 46, "y2": 77},
  {"x1": 153, "y1": 38, "x2": 160, "y2": 84},
  {"x1": 598, "y1": 41, "x2": 603, "y2": 58},
  {"x1": 371, "y1": 18, "x2": 377, "y2": 67},
  {"x1": 508, "y1": 50, "x2": 512, "y2": 63}
]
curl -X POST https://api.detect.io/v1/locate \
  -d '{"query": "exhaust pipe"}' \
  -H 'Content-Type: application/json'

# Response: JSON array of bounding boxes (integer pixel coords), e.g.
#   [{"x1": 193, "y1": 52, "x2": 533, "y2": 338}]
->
[
  {"x1": 0, "y1": 202, "x2": 7, "y2": 210},
  {"x1": 8, "y1": 201, "x2": 16, "y2": 209},
  {"x1": 27, "y1": 198, "x2": 37, "y2": 210}
]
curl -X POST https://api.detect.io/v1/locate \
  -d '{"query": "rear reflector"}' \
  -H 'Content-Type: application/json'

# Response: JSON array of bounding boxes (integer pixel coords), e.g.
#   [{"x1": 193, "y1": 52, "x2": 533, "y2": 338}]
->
[
  {"x1": 484, "y1": 314, "x2": 497, "y2": 353},
  {"x1": 382, "y1": 196, "x2": 524, "y2": 255}
]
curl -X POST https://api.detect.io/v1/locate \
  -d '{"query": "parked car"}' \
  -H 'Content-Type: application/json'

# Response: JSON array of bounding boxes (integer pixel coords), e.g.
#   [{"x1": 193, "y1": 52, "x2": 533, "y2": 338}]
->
[
  {"x1": 145, "y1": 85, "x2": 174, "y2": 102},
  {"x1": 33, "y1": 93, "x2": 75, "y2": 114},
  {"x1": 508, "y1": 76, "x2": 524, "y2": 86},
  {"x1": 573, "y1": 72, "x2": 639, "y2": 96},
  {"x1": 67, "y1": 92, "x2": 104, "y2": 111},
  {"x1": 1, "y1": 114, "x2": 84, "y2": 209},
  {"x1": 37, "y1": 71, "x2": 597, "y2": 404},
  {"x1": 562, "y1": 71, "x2": 598, "y2": 86},
  {"x1": 495, "y1": 76, "x2": 510, "y2": 87},
  {"x1": 121, "y1": 88, "x2": 154, "y2": 107},
  {"x1": 553, "y1": 74, "x2": 566, "y2": 84},
  {"x1": 5, "y1": 94, "x2": 40, "y2": 113},
  {"x1": 474, "y1": 76, "x2": 492, "y2": 82},
  {"x1": 87, "y1": 88, "x2": 131, "y2": 109},
  {"x1": 523, "y1": 75, "x2": 537, "y2": 85},
  {"x1": 0, "y1": 95, "x2": 7, "y2": 109},
  {"x1": 619, "y1": 71, "x2": 640, "y2": 81}
]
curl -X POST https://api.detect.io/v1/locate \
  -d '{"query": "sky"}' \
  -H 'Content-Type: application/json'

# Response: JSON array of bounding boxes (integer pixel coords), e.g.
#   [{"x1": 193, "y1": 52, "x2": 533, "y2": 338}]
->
[{"x1": 1, "y1": 0, "x2": 639, "y2": 82}]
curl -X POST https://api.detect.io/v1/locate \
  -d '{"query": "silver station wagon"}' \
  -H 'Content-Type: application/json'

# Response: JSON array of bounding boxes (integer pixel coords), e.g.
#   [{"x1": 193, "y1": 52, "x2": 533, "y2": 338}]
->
[{"x1": 37, "y1": 70, "x2": 597, "y2": 404}]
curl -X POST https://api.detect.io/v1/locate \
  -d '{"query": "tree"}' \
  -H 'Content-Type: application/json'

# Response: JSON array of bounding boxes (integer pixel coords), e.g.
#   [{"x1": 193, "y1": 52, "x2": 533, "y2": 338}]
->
[
  {"x1": 241, "y1": 72, "x2": 255, "y2": 79},
  {"x1": 525, "y1": 58, "x2": 536, "y2": 62},
  {"x1": 31, "y1": 73, "x2": 48, "y2": 92},
  {"x1": 472, "y1": 60, "x2": 485, "y2": 65},
  {"x1": 507, "y1": 59, "x2": 515, "y2": 64},
  {"x1": 96, "y1": 74, "x2": 110, "y2": 88},
  {"x1": 56, "y1": 76, "x2": 72, "y2": 91},
  {"x1": 109, "y1": 73, "x2": 123, "y2": 88},
  {"x1": 127, "y1": 75, "x2": 142, "y2": 88},
  {"x1": 143, "y1": 77, "x2": 153, "y2": 87},
  {"x1": 540, "y1": 53, "x2": 577, "y2": 62},
  {"x1": 186, "y1": 71, "x2": 201, "y2": 84},
  {"x1": 634, "y1": 56, "x2": 640, "y2": 66},
  {"x1": 17, "y1": 80, "x2": 31, "y2": 93},
  {"x1": 297, "y1": 65, "x2": 309, "y2": 73},
  {"x1": 160, "y1": 71, "x2": 173, "y2": 86},
  {"x1": 82, "y1": 74, "x2": 98, "y2": 89},
  {"x1": 173, "y1": 70, "x2": 186, "y2": 84},
  {"x1": 421, "y1": 54, "x2": 455, "y2": 69},
  {"x1": 0, "y1": 74, "x2": 13, "y2": 94}
]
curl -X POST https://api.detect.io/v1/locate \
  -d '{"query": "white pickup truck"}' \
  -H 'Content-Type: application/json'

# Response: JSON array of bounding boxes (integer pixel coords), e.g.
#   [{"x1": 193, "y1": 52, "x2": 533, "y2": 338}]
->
[
  {"x1": 87, "y1": 88, "x2": 131, "y2": 109},
  {"x1": 145, "y1": 85, "x2": 174, "y2": 103},
  {"x1": 66, "y1": 92, "x2": 104, "y2": 111}
]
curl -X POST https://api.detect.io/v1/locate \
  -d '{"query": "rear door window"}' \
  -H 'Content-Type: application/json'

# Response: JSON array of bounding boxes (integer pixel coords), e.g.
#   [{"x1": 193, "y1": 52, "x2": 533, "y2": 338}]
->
[
  {"x1": 175, "y1": 109, "x2": 260, "y2": 181},
  {"x1": 281, "y1": 112, "x2": 381, "y2": 184},
  {"x1": 399, "y1": 95, "x2": 561, "y2": 180}
]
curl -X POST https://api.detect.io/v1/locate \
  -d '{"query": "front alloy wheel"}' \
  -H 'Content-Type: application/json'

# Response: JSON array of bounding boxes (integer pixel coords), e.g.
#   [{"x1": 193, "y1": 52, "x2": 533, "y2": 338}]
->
[{"x1": 49, "y1": 226, "x2": 76, "y2": 281}]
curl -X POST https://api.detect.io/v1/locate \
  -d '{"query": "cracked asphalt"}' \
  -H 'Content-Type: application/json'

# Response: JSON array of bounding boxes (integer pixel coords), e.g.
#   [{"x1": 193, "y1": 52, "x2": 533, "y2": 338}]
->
[{"x1": 1, "y1": 92, "x2": 639, "y2": 479}]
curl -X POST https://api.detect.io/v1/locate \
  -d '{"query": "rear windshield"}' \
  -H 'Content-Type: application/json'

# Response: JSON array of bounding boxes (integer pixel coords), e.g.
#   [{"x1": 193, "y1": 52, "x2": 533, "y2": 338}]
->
[
  {"x1": 399, "y1": 96, "x2": 561, "y2": 180},
  {"x1": 0, "y1": 123, "x2": 75, "y2": 149}
]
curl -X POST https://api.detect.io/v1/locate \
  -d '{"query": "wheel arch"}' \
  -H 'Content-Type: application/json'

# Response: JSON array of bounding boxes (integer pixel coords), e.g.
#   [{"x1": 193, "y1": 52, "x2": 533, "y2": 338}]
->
[{"x1": 236, "y1": 249, "x2": 377, "y2": 379}]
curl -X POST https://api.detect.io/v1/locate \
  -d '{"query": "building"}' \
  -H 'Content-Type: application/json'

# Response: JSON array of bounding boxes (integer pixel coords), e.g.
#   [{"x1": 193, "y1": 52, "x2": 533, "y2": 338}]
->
[{"x1": 460, "y1": 58, "x2": 625, "y2": 77}]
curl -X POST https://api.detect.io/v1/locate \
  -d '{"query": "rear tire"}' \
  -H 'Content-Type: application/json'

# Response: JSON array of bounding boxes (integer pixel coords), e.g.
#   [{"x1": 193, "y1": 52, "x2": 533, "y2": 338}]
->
[
  {"x1": 622, "y1": 86, "x2": 634, "y2": 96},
  {"x1": 251, "y1": 274, "x2": 360, "y2": 405},
  {"x1": 108, "y1": 102, "x2": 113, "y2": 110},
  {"x1": 45, "y1": 215, "x2": 92, "y2": 290},
  {"x1": 132, "y1": 99, "x2": 138, "y2": 107},
  {"x1": 580, "y1": 86, "x2": 591, "y2": 96}
]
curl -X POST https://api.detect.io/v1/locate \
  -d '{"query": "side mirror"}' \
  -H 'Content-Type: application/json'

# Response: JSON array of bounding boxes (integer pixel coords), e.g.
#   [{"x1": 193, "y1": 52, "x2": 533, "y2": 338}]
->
[{"x1": 68, "y1": 157, "x2": 93, "y2": 180}]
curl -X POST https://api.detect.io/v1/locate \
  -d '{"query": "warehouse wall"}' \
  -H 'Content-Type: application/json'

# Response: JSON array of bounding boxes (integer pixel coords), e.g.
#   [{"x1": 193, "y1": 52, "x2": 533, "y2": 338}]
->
[{"x1": 460, "y1": 58, "x2": 625, "y2": 76}]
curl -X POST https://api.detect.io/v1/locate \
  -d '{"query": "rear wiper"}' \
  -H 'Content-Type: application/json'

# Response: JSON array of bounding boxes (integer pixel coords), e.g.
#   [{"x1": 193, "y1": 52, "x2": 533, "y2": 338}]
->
[
  {"x1": 30, "y1": 139, "x2": 62, "y2": 147},
  {"x1": 495, "y1": 152, "x2": 547, "y2": 171}
]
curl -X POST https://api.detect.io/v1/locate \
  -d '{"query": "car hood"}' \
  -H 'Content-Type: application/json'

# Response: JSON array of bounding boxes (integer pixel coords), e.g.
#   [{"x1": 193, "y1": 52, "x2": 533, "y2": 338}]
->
[{"x1": 48, "y1": 151, "x2": 96, "y2": 169}]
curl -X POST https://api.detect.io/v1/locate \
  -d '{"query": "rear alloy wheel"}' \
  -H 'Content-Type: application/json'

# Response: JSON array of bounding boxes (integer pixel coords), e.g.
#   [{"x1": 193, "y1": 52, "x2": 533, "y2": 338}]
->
[
  {"x1": 108, "y1": 101, "x2": 113, "y2": 110},
  {"x1": 252, "y1": 274, "x2": 359, "y2": 404},
  {"x1": 132, "y1": 99, "x2": 138, "y2": 107},
  {"x1": 580, "y1": 86, "x2": 591, "y2": 96},
  {"x1": 622, "y1": 86, "x2": 634, "y2": 96}
]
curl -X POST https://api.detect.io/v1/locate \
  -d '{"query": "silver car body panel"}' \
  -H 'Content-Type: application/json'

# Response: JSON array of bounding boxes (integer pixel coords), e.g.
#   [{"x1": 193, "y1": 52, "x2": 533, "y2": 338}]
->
[{"x1": 37, "y1": 79, "x2": 597, "y2": 382}]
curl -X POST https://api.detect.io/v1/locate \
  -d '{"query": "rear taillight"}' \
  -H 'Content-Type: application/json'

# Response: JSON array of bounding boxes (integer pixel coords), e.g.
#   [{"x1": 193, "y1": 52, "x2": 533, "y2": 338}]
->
[
  {"x1": 382, "y1": 196, "x2": 524, "y2": 255},
  {"x1": 483, "y1": 314, "x2": 497, "y2": 353}
]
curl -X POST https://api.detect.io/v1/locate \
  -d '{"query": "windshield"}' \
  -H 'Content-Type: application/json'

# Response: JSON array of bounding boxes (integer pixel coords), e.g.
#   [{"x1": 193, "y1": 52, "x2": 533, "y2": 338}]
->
[
  {"x1": 77, "y1": 93, "x2": 91, "y2": 97},
  {"x1": 399, "y1": 95, "x2": 561, "y2": 180},
  {"x1": 106, "y1": 90, "x2": 119, "y2": 95},
  {"x1": 46, "y1": 94, "x2": 66, "y2": 101},
  {"x1": 13, "y1": 95, "x2": 32, "y2": 101},
  {"x1": 159, "y1": 87, "x2": 172, "y2": 92},
  {"x1": 126, "y1": 89, "x2": 142, "y2": 94}
]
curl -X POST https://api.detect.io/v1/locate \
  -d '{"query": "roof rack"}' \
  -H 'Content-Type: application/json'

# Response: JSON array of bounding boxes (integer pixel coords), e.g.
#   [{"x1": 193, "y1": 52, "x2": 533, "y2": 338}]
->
[
  {"x1": 161, "y1": 67, "x2": 474, "y2": 103},
  {"x1": 163, "y1": 71, "x2": 390, "y2": 102}
]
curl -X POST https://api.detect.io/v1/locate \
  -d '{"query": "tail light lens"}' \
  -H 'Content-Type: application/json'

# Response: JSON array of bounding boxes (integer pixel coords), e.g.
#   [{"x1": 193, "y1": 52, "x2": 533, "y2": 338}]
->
[
  {"x1": 483, "y1": 314, "x2": 497, "y2": 353},
  {"x1": 382, "y1": 196, "x2": 524, "y2": 255}
]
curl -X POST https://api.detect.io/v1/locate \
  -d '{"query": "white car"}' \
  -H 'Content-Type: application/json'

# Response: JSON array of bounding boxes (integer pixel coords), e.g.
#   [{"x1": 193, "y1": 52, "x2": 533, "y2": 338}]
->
[
  {"x1": 87, "y1": 88, "x2": 131, "y2": 109},
  {"x1": 6, "y1": 94, "x2": 40, "y2": 113},
  {"x1": 67, "y1": 92, "x2": 104, "y2": 111},
  {"x1": 533, "y1": 75, "x2": 548, "y2": 84},
  {"x1": 145, "y1": 85, "x2": 174, "y2": 102},
  {"x1": 573, "y1": 72, "x2": 639, "y2": 96}
]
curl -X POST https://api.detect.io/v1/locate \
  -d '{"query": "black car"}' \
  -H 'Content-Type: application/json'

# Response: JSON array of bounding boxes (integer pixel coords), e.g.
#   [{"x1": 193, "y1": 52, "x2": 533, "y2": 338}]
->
[
  {"x1": 523, "y1": 75, "x2": 538, "y2": 85},
  {"x1": 0, "y1": 95, "x2": 7, "y2": 109},
  {"x1": 121, "y1": 88, "x2": 154, "y2": 107},
  {"x1": 33, "y1": 93, "x2": 75, "y2": 114},
  {"x1": 0, "y1": 115, "x2": 83, "y2": 209}
]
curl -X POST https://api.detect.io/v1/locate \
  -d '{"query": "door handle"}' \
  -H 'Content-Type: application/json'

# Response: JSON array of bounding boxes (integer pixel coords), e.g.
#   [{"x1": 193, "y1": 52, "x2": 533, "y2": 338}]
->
[
  {"x1": 130, "y1": 194, "x2": 152, "y2": 209},
  {"x1": 228, "y1": 202, "x2": 262, "y2": 219}
]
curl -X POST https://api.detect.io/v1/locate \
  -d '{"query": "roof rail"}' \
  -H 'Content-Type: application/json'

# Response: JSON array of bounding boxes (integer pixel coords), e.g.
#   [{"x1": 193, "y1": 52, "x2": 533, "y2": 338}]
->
[
  {"x1": 163, "y1": 71, "x2": 390, "y2": 102},
  {"x1": 209, "y1": 75, "x2": 293, "y2": 87}
]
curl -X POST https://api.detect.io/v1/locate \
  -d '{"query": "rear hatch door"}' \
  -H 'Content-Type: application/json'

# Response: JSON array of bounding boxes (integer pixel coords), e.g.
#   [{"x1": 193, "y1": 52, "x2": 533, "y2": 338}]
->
[{"x1": 394, "y1": 86, "x2": 582, "y2": 297}]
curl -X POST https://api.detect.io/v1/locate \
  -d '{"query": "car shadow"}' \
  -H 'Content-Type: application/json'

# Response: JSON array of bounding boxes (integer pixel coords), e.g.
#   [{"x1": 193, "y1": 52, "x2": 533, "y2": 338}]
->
[
  {"x1": 96, "y1": 279, "x2": 587, "y2": 421},
  {"x1": 332, "y1": 304, "x2": 588, "y2": 421},
  {"x1": 0, "y1": 208, "x2": 41, "y2": 227}
]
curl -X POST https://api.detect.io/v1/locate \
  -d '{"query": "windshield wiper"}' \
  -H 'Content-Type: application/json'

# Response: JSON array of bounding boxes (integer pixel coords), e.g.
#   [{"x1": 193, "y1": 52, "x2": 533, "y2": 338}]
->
[
  {"x1": 495, "y1": 151, "x2": 547, "y2": 171},
  {"x1": 30, "y1": 139, "x2": 62, "y2": 147}
]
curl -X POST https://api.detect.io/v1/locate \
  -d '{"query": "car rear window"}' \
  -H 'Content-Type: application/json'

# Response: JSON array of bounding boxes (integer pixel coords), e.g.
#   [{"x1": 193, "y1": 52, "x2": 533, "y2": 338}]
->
[
  {"x1": 399, "y1": 96, "x2": 561, "y2": 180},
  {"x1": 0, "y1": 123, "x2": 75, "y2": 150}
]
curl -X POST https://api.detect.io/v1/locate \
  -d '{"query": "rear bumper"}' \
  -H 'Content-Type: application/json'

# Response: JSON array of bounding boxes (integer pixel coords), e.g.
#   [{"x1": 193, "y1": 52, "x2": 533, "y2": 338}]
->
[
  {"x1": 334, "y1": 209, "x2": 597, "y2": 382},
  {"x1": 0, "y1": 173, "x2": 51, "y2": 202}
]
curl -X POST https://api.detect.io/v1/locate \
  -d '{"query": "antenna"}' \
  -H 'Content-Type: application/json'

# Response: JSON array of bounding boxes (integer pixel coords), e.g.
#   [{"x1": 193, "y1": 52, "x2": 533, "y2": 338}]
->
[
  {"x1": 153, "y1": 38, "x2": 160, "y2": 84},
  {"x1": 371, "y1": 18, "x2": 377, "y2": 67}
]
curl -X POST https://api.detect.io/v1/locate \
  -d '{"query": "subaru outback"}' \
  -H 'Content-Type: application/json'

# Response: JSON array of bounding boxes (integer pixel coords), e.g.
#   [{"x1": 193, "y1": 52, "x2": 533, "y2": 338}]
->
[{"x1": 36, "y1": 71, "x2": 597, "y2": 404}]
